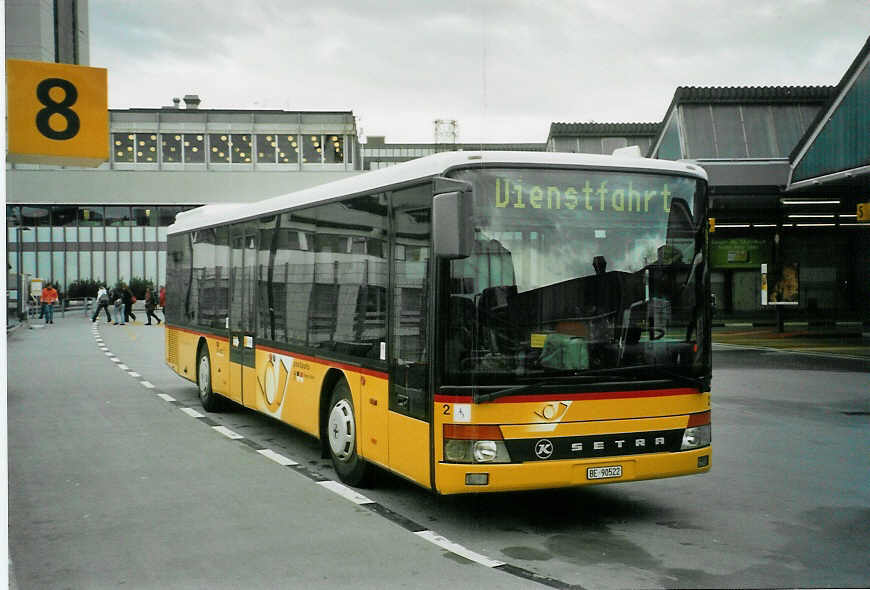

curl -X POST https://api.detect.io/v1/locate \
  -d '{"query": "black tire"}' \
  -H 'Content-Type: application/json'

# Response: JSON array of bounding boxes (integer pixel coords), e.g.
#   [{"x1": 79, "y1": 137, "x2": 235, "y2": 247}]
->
[
  {"x1": 197, "y1": 345, "x2": 224, "y2": 412},
  {"x1": 326, "y1": 379, "x2": 371, "y2": 487}
]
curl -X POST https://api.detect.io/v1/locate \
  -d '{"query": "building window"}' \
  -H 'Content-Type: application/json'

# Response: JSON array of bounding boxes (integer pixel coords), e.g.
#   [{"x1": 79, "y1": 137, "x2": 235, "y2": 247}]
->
[
  {"x1": 324, "y1": 135, "x2": 344, "y2": 163},
  {"x1": 231, "y1": 134, "x2": 252, "y2": 163},
  {"x1": 136, "y1": 133, "x2": 158, "y2": 163},
  {"x1": 105, "y1": 206, "x2": 133, "y2": 227},
  {"x1": 303, "y1": 134, "x2": 322, "y2": 163},
  {"x1": 209, "y1": 134, "x2": 230, "y2": 163},
  {"x1": 683, "y1": 105, "x2": 716, "y2": 159},
  {"x1": 91, "y1": 251, "x2": 103, "y2": 282},
  {"x1": 162, "y1": 134, "x2": 183, "y2": 163},
  {"x1": 277, "y1": 134, "x2": 300, "y2": 164},
  {"x1": 257, "y1": 134, "x2": 277, "y2": 163},
  {"x1": 78, "y1": 206, "x2": 104, "y2": 227},
  {"x1": 711, "y1": 106, "x2": 747, "y2": 158},
  {"x1": 657, "y1": 116, "x2": 682, "y2": 160},
  {"x1": 113, "y1": 133, "x2": 135, "y2": 162},
  {"x1": 51, "y1": 206, "x2": 77, "y2": 229},
  {"x1": 184, "y1": 134, "x2": 205, "y2": 163},
  {"x1": 19, "y1": 206, "x2": 50, "y2": 231},
  {"x1": 132, "y1": 207, "x2": 157, "y2": 227}
]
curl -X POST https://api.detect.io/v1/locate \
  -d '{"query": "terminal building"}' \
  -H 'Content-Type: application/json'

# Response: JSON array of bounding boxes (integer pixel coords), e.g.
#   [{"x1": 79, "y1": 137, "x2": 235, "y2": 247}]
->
[
  {"x1": 7, "y1": 102, "x2": 361, "y2": 293},
  {"x1": 5, "y1": 1, "x2": 868, "y2": 323}
]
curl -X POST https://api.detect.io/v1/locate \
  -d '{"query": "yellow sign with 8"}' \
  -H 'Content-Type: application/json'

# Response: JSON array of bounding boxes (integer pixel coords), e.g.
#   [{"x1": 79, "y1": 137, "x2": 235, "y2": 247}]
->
[{"x1": 7, "y1": 59, "x2": 108, "y2": 167}]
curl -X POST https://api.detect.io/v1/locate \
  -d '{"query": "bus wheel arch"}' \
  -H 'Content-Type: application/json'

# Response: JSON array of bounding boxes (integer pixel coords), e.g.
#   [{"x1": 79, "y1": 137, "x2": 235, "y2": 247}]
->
[{"x1": 321, "y1": 370, "x2": 371, "y2": 487}]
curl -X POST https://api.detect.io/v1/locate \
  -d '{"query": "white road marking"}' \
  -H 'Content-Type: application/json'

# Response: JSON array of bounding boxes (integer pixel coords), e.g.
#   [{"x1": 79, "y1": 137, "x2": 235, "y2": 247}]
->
[
  {"x1": 128, "y1": 371, "x2": 141, "y2": 378},
  {"x1": 104, "y1": 352, "x2": 113, "y2": 356},
  {"x1": 140, "y1": 381, "x2": 155, "y2": 389},
  {"x1": 414, "y1": 530, "x2": 505, "y2": 568},
  {"x1": 256, "y1": 449, "x2": 299, "y2": 467},
  {"x1": 117, "y1": 364, "x2": 128, "y2": 370},
  {"x1": 180, "y1": 407, "x2": 205, "y2": 418},
  {"x1": 317, "y1": 480, "x2": 375, "y2": 505},
  {"x1": 213, "y1": 425, "x2": 243, "y2": 440},
  {"x1": 110, "y1": 357, "x2": 121, "y2": 363},
  {"x1": 712, "y1": 342, "x2": 868, "y2": 361},
  {"x1": 157, "y1": 393, "x2": 176, "y2": 402}
]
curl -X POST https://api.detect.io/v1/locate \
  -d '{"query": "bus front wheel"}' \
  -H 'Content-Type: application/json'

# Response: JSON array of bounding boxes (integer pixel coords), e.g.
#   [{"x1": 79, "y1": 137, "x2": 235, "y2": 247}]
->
[
  {"x1": 326, "y1": 379, "x2": 371, "y2": 487},
  {"x1": 197, "y1": 345, "x2": 224, "y2": 412}
]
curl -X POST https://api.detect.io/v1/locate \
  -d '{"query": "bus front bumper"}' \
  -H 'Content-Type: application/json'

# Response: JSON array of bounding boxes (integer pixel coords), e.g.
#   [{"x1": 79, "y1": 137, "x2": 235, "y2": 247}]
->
[{"x1": 434, "y1": 447, "x2": 711, "y2": 495}]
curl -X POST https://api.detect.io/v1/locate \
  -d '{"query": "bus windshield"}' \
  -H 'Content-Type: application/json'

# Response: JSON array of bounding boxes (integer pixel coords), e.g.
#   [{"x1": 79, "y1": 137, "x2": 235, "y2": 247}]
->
[{"x1": 444, "y1": 167, "x2": 709, "y2": 390}]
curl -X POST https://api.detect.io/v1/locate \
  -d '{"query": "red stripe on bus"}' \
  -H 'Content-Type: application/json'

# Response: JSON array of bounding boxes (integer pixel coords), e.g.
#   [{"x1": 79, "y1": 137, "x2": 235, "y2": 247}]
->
[
  {"x1": 434, "y1": 387, "x2": 700, "y2": 404},
  {"x1": 165, "y1": 325, "x2": 388, "y2": 379}
]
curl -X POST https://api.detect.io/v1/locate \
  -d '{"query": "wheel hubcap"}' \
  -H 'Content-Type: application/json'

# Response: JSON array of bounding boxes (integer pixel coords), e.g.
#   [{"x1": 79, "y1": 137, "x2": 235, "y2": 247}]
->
[
  {"x1": 327, "y1": 399, "x2": 355, "y2": 461},
  {"x1": 199, "y1": 356, "x2": 210, "y2": 398}
]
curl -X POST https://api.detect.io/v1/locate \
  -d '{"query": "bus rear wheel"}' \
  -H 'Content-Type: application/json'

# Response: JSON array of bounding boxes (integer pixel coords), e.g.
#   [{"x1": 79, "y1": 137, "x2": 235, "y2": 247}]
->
[
  {"x1": 326, "y1": 379, "x2": 371, "y2": 487},
  {"x1": 197, "y1": 345, "x2": 224, "y2": 412}
]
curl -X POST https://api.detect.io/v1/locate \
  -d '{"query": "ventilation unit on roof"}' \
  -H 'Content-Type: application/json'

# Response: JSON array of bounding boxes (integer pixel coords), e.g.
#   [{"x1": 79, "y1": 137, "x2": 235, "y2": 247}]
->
[{"x1": 612, "y1": 145, "x2": 643, "y2": 158}]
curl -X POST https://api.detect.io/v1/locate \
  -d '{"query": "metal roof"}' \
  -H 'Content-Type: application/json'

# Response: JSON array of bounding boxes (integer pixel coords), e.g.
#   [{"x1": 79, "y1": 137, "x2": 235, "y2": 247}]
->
[
  {"x1": 671, "y1": 85, "x2": 835, "y2": 104},
  {"x1": 548, "y1": 122, "x2": 660, "y2": 137}
]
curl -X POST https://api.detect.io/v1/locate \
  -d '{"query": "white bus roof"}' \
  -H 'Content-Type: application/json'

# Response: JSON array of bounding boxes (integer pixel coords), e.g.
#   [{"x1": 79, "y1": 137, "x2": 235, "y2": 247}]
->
[{"x1": 169, "y1": 151, "x2": 708, "y2": 234}]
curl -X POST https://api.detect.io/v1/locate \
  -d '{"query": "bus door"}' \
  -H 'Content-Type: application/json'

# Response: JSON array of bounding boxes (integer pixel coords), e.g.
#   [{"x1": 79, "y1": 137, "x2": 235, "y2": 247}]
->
[
  {"x1": 388, "y1": 184, "x2": 433, "y2": 487},
  {"x1": 229, "y1": 221, "x2": 258, "y2": 406}
]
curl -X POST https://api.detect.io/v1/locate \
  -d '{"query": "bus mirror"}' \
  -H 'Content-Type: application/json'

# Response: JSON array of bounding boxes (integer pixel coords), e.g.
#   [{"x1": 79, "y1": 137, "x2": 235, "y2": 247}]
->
[{"x1": 433, "y1": 191, "x2": 472, "y2": 259}]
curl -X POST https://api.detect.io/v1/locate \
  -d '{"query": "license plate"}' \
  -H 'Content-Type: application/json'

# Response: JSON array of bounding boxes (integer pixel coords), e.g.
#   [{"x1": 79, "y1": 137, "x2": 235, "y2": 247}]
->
[{"x1": 587, "y1": 465, "x2": 622, "y2": 480}]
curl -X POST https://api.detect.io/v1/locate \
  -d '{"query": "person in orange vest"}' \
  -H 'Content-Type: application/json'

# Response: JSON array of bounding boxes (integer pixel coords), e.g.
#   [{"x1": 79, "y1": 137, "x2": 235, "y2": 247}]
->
[{"x1": 40, "y1": 282, "x2": 59, "y2": 324}]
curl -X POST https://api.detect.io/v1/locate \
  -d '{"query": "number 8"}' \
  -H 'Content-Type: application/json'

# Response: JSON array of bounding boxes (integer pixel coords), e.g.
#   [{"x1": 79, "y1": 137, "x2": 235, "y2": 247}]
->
[{"x1": 35, "y1": 78, "x2": 80, "y2": 140}]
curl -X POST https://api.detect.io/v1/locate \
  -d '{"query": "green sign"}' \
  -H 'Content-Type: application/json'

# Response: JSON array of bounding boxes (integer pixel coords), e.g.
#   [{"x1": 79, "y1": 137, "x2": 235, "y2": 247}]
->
[{"x1": 710, "y1": 238, "x2": 770, "y2": 269}]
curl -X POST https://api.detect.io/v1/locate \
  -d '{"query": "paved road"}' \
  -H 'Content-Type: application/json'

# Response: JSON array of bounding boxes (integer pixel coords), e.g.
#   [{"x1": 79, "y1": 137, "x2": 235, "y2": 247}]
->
[
  {"x1": 9, "y1": 316, "x2": 870, "y2": 588},
  {"x1": 8, "y1": 318, "x2": 532, "y2": 590}
]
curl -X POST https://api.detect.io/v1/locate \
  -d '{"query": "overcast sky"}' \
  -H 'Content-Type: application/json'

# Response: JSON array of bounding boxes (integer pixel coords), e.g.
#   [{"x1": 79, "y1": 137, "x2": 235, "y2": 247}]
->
[{"x1": 90, "y1": 0, "x2": 870, "y2": 143}]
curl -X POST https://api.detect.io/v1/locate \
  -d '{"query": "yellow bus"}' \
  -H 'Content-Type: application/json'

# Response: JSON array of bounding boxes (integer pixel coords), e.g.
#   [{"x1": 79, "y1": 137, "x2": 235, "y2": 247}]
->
[{"x1": 165, "y1": 151, "x2": 712, "y2": 494}]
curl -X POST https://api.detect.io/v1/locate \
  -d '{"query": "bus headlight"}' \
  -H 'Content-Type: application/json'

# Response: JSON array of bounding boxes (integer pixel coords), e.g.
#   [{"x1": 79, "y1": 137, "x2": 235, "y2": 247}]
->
[
  {"x1": 443, "y1": 424, "x2": 512, "y2": 463},
  {"x1": 681, "y1": 424, "x2": 711, "y2": 450},
  {"x1": 473, "y1": 440, "x2": 498, "y2": 462}
]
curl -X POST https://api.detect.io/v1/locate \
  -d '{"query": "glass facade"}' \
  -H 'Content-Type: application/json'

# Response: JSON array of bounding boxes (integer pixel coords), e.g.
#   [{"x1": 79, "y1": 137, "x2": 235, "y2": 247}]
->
[
  {"x1": 106, "y1": 130, "x2": 351, "y2": 167},
  {"x1": 670, "y1": 103, "x2": 821, "y2": 160},
  {"x1": 6, "y1": 204, "x2": 197, "y2": 295},
  {"x1": 793, "y1": 64, "x2": 870, "y2": 182}
]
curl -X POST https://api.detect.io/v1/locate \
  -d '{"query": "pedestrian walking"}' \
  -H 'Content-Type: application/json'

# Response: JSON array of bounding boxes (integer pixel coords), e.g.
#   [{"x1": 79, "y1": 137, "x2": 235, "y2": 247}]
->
[
  {"x1": 112, "y1": 284, "x2": 125, "y2": 325},
  {"x1": 144, "y1": 287, "x2": 162, "y2": 326},
  {"x1": 122, "y1": 283, "x2": 137, "y2": 324},
  {"x1": 40, "y1": 282, "x2": 58, "y2": 324},
  {"x1": 92, "y1": 284, "x2": 113, "y2": 323}
]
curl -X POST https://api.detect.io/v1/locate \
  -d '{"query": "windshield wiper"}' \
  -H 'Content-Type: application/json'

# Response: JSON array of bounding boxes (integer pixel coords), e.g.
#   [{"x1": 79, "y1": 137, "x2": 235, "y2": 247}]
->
[
  {"x1": 474, "y1": 383, "x2": 542, "y2": 404},
  {"x1": 578, "y1": 365, "x2": 707, "y2": 390},
  {"x1": 473, "y1": 374, "x2": 626, "y2": 403}
]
